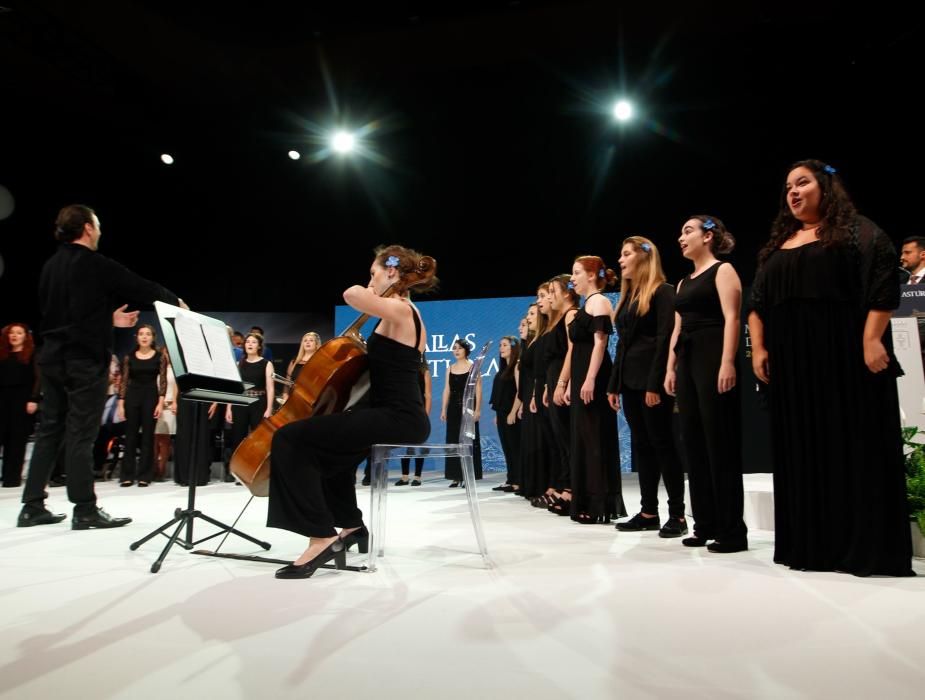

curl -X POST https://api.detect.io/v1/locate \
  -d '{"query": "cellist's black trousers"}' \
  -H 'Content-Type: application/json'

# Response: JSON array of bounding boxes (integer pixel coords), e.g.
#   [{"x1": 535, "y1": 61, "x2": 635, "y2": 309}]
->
[{"x1": 267, "y1": 405, "x2": 429, "y2": 538}]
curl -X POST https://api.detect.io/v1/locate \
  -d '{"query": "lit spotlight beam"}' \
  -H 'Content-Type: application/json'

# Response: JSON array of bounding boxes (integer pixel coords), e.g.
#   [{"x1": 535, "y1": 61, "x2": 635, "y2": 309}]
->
[
  {"x1": 289, "y1": 117, "x2": 393, "y2": 168},
  {"x1": 612, "y1": 99, "x2": 633, "y2": 121}
]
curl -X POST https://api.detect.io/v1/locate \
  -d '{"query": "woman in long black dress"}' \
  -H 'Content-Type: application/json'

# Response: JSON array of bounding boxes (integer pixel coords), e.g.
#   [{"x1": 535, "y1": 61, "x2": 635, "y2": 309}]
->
[
  {"x1": 526, "y1": 283, "x2": 555, "y2": 506},
  {"x1": 0, "y1": 323, "x2": 39, "y2": 488},
  {"x1": 268, "y1": 245, "x2": 436, "y2": 579},
  {"x1": 608, "y1": 237, "x2": 687, "y2": 538},
  {"x1": 500, "y1": 317, "x2": 530, "y2": 494},
  {"x1": 490, "y1": 336, "x2": 521, "y2": 491},
  {"x1": 665, "y1": 216, "x2": 747, "y2": 552},
  {"x1": 441, "y1": 338, "x2": 483, "y2": 486},
  {"x1": 547, "y1": 275, "x2": 579, "y2": 513},
  {"x1": 516, "y1": 303, "x2": 548, "y2": 501},
  {"x1": 748, "y1": 160, "x2": 913, "y2": 576},
  {"x1": 564, "y1": 256, "x2": 625, "y2": 524}
]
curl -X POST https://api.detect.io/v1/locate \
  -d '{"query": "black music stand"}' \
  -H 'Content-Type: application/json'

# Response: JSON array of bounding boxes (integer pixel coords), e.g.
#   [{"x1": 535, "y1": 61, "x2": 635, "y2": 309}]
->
[{"x1": 129, "y1": 303, "x2": 271, "y2": 573}]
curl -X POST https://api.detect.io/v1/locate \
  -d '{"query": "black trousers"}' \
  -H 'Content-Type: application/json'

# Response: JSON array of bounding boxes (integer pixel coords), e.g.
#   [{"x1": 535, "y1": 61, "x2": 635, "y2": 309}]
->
[
  {"x1": 22, "y1": 359, "x2": 108, "y2": 514},
  {"x1": 400, "y1": 448, "x2": 427, "y2": 477},
  {"x1": 1, "y1": 388, "x2": 34, "y2": 487},
  {"x1": 675, "y1": 328, "x2": 747, "y2": 542},
  {"x1": 621, "y1": 387, "x2": 685, "y2": 519},
  {"x1": 230, "y1": 398, "x2": 266, "y2": 450},
  {"x1": 121, "y1": 388, "x2": 158, "y2": 482},
  {"x1": 268, "y1": 405, "x2": 429, "y2": 539}
]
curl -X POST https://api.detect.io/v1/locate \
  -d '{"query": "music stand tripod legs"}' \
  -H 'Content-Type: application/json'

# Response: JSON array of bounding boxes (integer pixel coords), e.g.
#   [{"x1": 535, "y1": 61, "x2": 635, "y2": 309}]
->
[{"x1": 129, "y1": 399, "x2": 271, "y2": 573}]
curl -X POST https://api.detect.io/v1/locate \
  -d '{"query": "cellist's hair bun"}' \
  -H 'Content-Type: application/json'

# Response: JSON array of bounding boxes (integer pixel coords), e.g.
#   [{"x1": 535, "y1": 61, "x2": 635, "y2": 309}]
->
[{"x1": 374, "y1": 245, "x2": 439, "y2": 293}]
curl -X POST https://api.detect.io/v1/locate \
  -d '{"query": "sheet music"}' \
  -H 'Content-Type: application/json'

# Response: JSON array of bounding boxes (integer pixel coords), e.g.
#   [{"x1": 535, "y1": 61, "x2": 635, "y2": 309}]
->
[
  {"x1": 202, "y1": 324, "x2": 241, "y2": 381},
  {"x1": 174, "y1": 314, "x2": 214, "y2": 376}
]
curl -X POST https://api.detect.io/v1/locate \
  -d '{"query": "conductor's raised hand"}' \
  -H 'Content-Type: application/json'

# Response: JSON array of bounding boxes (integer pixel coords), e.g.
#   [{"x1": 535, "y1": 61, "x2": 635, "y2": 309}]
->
[{"x1": 112, "y1": 304, "x2": 139, "y2": 328}]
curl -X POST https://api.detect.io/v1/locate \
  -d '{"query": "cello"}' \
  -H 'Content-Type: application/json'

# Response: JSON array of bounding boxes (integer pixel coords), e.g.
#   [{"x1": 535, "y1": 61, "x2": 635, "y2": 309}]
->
[{"x1": 230, "y1": 265, "x2": 434, "y2": 496}]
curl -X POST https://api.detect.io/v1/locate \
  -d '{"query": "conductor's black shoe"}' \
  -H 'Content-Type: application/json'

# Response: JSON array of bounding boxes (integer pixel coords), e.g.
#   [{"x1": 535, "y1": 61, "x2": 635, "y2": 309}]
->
[
  {"x1": 361, "y1": 475, "x2": 371, "y2": 486},
  {"x1": 17, "y1": 506, "x2": 67, "y2": 527},
  {"x1": 72, "y1": 507, "x2": 132, "y2": 530}
]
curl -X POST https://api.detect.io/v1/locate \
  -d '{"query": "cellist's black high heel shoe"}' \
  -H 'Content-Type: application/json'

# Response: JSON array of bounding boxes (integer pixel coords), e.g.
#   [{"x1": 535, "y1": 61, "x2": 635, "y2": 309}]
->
[
  {"x1": 339, "y1": 525, "x2": 370, "y2": 554},
  {"x1": 275, "y1": 540, "x2": 347, "y2": 579}
]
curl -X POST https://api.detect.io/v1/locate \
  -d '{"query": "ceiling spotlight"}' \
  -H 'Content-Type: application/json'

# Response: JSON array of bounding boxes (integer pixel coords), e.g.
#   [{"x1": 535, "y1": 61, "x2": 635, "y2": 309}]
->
[
  {"x1": 160, "y1": 153, "x2": 175, "y2": 165},
  {"x1": 331, "y1": 131, "x2": 356, "y2": 154},
  {"x1": 612, "y1": 100, "x2": 633, "y2": 122},
  {"x1": 288, "y1": 150, "x2": 301, "y2": 160}
]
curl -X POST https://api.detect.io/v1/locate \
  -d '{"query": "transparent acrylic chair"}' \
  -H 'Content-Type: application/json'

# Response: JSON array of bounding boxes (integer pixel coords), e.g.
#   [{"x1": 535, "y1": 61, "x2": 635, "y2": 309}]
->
[{"x1": 367, "y1": 339, "x2": 493, "y2": 572}]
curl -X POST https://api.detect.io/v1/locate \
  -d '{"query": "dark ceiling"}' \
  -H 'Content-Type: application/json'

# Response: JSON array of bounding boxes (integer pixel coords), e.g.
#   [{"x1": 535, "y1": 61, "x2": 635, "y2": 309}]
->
[{"x1": 0, "y1": 1, "x2": 920, "y2": 323}]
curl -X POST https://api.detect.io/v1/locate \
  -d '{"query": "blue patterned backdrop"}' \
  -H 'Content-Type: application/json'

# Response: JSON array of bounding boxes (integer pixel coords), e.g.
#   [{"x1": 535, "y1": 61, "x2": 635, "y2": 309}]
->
[{"x1": 334, "y1": 294, "x2": 632, "y2": 474}]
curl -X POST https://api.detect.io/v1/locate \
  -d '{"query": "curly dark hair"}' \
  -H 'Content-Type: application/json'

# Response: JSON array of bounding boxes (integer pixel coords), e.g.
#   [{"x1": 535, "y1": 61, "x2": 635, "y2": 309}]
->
[
  {"x1": 686, "y1": 215, "x2": 735, "y2": 255},
  {"x1": 373, "y1": 244, "x2": 439, "y2": 294},
  {"x1": 759, "y1": 159, "x2": 857, "y2": 265}
]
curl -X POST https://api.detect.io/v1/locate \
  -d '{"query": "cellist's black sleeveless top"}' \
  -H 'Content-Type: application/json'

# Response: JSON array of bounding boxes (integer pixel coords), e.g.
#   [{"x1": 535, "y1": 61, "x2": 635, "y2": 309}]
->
[{"x1": 368, "y1": 307, "x2": 430, "y2": 441}]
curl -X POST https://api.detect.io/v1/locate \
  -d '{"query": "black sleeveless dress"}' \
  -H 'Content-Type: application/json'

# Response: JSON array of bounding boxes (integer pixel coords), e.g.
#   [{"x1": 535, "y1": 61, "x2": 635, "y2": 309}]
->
[
  {"x1": 568, "y1": 299, "x2": 625, "y2": 521},
  {"x1": 444, "y1": 365, "x2": 483, "y2": 481},
  {"x1": 267, "y1": 309, "x2": 431, "y2": 538}
]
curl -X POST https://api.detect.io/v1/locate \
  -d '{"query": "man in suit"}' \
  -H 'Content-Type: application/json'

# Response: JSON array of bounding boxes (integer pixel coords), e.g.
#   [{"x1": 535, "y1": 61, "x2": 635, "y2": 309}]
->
[
  {"x1": 900, "y1": 236, "x2": 925, "y2": 284},
  {"x1": 18, "y1": 204, "x2": 187, "y2": 530}
]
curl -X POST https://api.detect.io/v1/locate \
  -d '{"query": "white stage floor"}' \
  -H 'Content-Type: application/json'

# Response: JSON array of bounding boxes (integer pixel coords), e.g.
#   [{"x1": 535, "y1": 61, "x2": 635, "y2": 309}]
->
[{"x1": 1, "y1": 472, "x2": 923, "y2": 699}]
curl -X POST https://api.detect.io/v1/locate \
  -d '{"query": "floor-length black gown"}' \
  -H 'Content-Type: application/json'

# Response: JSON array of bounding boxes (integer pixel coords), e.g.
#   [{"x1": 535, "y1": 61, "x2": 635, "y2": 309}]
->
[
  {"x1": 544, "y1": 315, "x2": 572, "y2": 492},
  {"x1": 517, "y1": 337, "x2": 548, "y2": 497},
  {"x1": 444, "y1": 367, "x2": 482, "y2": 481},
  {"x1": 751, "y1": 216, "x2": 914, "y2": 576},
  {"x1": 568, "y1": 298, "x2": 625, "y2": 522}
]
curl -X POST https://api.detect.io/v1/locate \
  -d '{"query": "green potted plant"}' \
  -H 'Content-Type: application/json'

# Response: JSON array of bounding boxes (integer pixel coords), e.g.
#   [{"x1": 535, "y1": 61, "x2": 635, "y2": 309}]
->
[{"x1": 902, "y1": 426, "x2": 925, "y2": 557}]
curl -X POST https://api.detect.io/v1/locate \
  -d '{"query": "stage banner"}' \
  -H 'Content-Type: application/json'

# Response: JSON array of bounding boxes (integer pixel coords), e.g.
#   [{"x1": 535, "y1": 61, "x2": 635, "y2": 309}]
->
[{"x1": 335, "y1": 295, "x2": 633, "y2": 474}]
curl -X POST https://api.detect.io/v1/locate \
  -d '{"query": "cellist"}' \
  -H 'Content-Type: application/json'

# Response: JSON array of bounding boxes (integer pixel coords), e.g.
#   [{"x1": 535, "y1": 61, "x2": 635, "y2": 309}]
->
[{"x1": 268, "y1": 245, "x2": 437, "y2": 579}]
